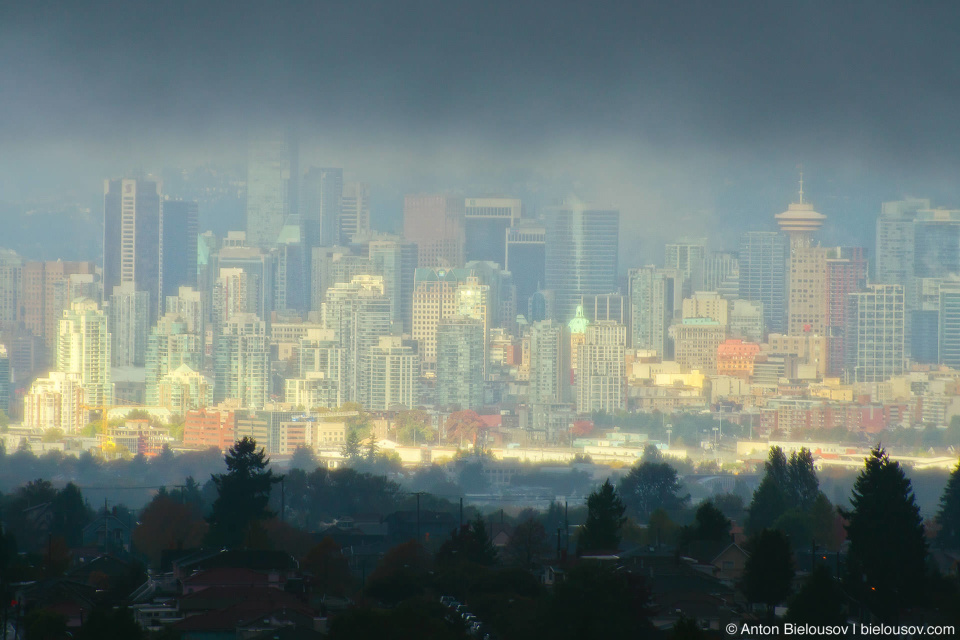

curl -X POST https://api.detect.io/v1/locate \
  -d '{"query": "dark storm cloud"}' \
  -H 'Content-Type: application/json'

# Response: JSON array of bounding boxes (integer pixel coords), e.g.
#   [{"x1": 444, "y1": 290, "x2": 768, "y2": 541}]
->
[
  {"x1": 4, "y1": 0, "x2": 960, "y2": 156},
  {"x1": 3, "y1": 0, "x2": 960, "y2": 254}
]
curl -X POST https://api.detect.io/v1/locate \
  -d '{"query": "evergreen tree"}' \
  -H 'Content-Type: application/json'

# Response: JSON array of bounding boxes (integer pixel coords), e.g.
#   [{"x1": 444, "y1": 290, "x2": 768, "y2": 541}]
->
[
  {"x1": 341, "y1": 429, "x2": 362, "y2": 460},
  {"x1": 841, "y1": 446, "x2": 927, "y2": 622},
  {"x1": 577, "y1": 479, "x2": 626, "y2": 554},
  {"x1": 684, "y1": 501, "x2": 731, "y2": 543},
  {"x1": 206, "y1": 437, "x2": 278, "y2": 548},
  {"x1": 788, "y1": 448, "x2": 819, "y2": 510},
  {"x1": 746, "y1": 448, "x2": 792, "y2": 534},
  {"x1": 936, "y1": 458, "x2": 960, "y2": 549},
  {"x1": 437, "y1": 514, "x2": 499, "y2": 567},
  {"x1": 786, "y1": 565, "x2": 846, "y2": 625},
  {"x1": 742, "y1": 529, "x2": 795, "y2": 613},
  {"x1": 767, "y1": 446, "x2": 790, "y2": 491},
  {"x1": 289, "y1": 444, "x2": 319, "y2": 471},
  {"x1": 619, "y1": 460, "x2": 690, "y2": 522}
]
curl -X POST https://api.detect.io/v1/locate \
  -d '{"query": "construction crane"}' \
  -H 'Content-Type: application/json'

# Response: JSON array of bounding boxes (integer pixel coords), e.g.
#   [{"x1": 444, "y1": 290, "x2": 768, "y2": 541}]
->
[{"x1": 81, "y1": 401, "x2": 144, "y2": 435}]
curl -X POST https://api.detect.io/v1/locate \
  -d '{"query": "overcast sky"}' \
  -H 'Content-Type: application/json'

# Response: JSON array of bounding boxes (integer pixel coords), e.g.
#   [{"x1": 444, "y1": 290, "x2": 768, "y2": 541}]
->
[{"x1": 3, "y1": 0, "x2": 960, "y2": 257}]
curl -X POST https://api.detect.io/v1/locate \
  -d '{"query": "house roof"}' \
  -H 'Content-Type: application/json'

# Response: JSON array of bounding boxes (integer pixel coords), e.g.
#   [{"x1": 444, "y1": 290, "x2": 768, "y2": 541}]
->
[
  {"x1": 173, "y1": 597, "x2": 314, "y2": 632},
  {"x1": 183, "y1": 567, "x2": 271, "y2": 587},
  {"x1": 179, "y1": 585, "x2": 304, "y2": 614},
  {"x1": 176, "y1": 548, "x2": 299, "y2": 573}
]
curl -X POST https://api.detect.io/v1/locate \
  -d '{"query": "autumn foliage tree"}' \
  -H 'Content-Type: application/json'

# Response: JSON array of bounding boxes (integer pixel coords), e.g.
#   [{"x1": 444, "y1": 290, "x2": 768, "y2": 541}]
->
[
  {"x1": 445, "y1": 410, "x2": 485, "y2": 446},
  {"x1": 301, "y1": 537, "x2": 353, "y2": 596},
  {"x1": 133, "y1": 493, "x2": 208, "y2": 566}
]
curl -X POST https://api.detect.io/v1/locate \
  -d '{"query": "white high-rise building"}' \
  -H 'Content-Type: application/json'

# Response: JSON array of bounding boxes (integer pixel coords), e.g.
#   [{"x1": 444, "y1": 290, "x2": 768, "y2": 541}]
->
[
  {"x1": 322, "y1": 275, "x2": 392, "y2": 407},
  {"x1": 56, "y1": 298, "x2": 112, "y2": 407},
  {"x1": 165, "y1": 286, "x2": 206, "y2": 336},
  {"x1": 435, "y1": 316, "x2": 485, "y2": 410},
  {"x1": 528, "y1": 319, "x2": 566, "y2": 406},
  {"x1": 576, "y1": 321, "x2": 626, "y2": 414},
  {"x1": 23, "y1": 371, "x2": 86, "y2": 432},
  {"x1": 845, "y1": 284, "x2": 905, "y2": 383},
  {"x1": 213, "y1": 313, "x2": 269, "y2": 409},
  {"x1": 146, "y1": 313, "x2": 204, "y2": 407},
  {"x1": 368, "y1": 336, "x2": 420, "y2": 411}
]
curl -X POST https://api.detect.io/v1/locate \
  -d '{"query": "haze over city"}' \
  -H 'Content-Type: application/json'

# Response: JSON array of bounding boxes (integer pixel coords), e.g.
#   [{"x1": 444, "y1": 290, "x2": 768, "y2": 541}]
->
[{"x1": 3, "y1": 2, "x2": 960, "y2": 640}]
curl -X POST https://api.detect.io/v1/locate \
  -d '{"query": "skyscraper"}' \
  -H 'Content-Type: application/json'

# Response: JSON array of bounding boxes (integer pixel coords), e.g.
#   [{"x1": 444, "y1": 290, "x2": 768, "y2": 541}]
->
[
  {"x1": 0, "y1": 344, "x2": 9, "y2": 415},
  {"x1": 213, "y1": 313, "x2": 269, "y2": 409},
  {"x1": 165, "y1": 286, "x2": 206, "y2": 336},
  {"x1": 464, "y1": 197, "x2": 521, "y2": 265},
  {"x1": 0, "y1": 250, "x2": 22, "y2": 331},
  {"x1": 701, "y1": 251, "x2": 739, "y2": 293},
  {"x1": 246, "y1": 131, "x2": 297, "y2": 249},
  {"x1": 529, "y1": 319, "x2": 568, "y2": 406},
  {"x1": 544, "y1": 201, "x2": 619, "y2": 323},
  {"x1": 411, "y1": 268, "x2": 474, "y2": 372},
  {"x1": 56, "y1": 298, "x2": 112, "y2": 407},
  {"x1": 404, "y1": 195, "x2": 466, "y2": 268},
  {"x1": 109, "y1": 282, "x2": 150, "y2": 367},
  {"x1": 161, "y1": 198, "x2": 199, "y2": 300},
  {"x1": 368, "y1": 336, "x2": 420, "y2": 411},
  {"x1": 322, "y1": 275, "x2": 392, "y2": 407},
  {"x1": 939, "y1": 282, "x2": 960, "y2": 369},
  {"x1": 825, "y1": 247, "x2": 868, "y2": 376},
  {"x1": 665, "y1": 239, "x2": 706, "y2": 295},
  {"x1": 913, "y1": 209, "x2": 960, "y2": 281},
  {"x1": 103, "y1": 178, "x2": 162, "y2": 321},
  {"x1": 146, "y1": 312, "x2": 204, "y2": 407},
  {"x1": 274, "y1": 217, "x2": 307, "y2": 312},
  {"x1": 368, "y1": 235, "x2": 419, "y2": 333},
  {"x1": 876, "y1": 199, "x2": 929, "y2": 291},
  {"x1": 576, "y1": 321, "x2": 626, "y2": 414},
  {"x1": 216, "y1": 239, "x2": 275, "y2": 319},
  {"x1": 775, "y1": 189, "x2": 828, "y2": 337},
  {"x1": 628, "y1": 266, "x2": 681, "y2": 356},
  {"x1": 340, "y1": 181, "x2": 371, "y2": 246},
  {"x1": 300, "y1": 167, "x2": 343, "y2": 250},
  {"x1": 845, "y1": 284, "x2": 905, "y2": 383},
  {"x1": 669, "y1": 318, "x2": 726, "y2": 375},
  {"x1": 435, "y1": 316, "x2": 485, "y2": 410},
  {"x1": 505, "y1": 222, "x2": 546, "y2": 314},
  {"x1": 738, "y1": 231, "x2": 787, "y2": 335}
]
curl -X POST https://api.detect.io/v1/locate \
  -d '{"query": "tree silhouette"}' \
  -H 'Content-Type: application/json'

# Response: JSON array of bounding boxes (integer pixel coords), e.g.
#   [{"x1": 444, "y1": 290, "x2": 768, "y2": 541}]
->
[
  {"x1": 437, "y1": 515, "x2": 499, "y2": 567},
  {"x1": 577, "y1": 479, "x2": 626, "y2": 554},
  {"x1": 134, "y1": 494, "x2": 208, "y2": 566},
  {"x1": 301, "y1": 537, "x2": 353, "y2": 596},
  {"x1": 841, "y1": 446, "x2": 927, "y2": 622},
  {"x1": 365, "y1": 540, "x2": 433, "y2": 605},
  {"x1": 788, "y1": 448, "x2": 820, "y2": 510},
  {"x1": 619, "y1": 459, "x2": 689, "y2": 522},
  {"x1": 206, "y1": 437, "x2": 278, "y2": 548},
  {"x1": 786, "y1": 565, "x2": 846, "y2": 625},
  {"x1": 747, "y1": 446, "x2": 821, "y2": 535},
  {"x1": 936, "y1": 458, "x2": 960, "y2": 549},
  {"x1": 742, "y1": 529, "x2": 795, "y2": 614},
  {"x1": 506, "y1": 517, "x2": 549, "y2": 568},
  {"x1": 682, "y1": 501, "x2": 731, "y2": 544}
]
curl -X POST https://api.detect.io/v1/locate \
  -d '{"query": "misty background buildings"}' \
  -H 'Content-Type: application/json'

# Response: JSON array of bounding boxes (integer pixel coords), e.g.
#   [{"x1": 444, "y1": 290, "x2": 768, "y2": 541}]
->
[{"x1": 3, "y1": 123, "x2": 960, "y2": 455}]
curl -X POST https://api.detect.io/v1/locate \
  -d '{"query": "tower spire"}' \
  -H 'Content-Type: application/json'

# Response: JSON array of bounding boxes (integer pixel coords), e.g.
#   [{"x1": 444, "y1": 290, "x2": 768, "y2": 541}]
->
[{"x1": 798, "y1": 166, "x2": 804, "y2": 204}]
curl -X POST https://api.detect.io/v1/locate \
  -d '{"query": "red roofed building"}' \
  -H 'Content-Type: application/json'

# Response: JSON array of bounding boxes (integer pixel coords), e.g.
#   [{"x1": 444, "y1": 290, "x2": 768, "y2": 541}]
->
[{"x1": 716, "y1": 339, "x2": 761, "y2": 379}]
